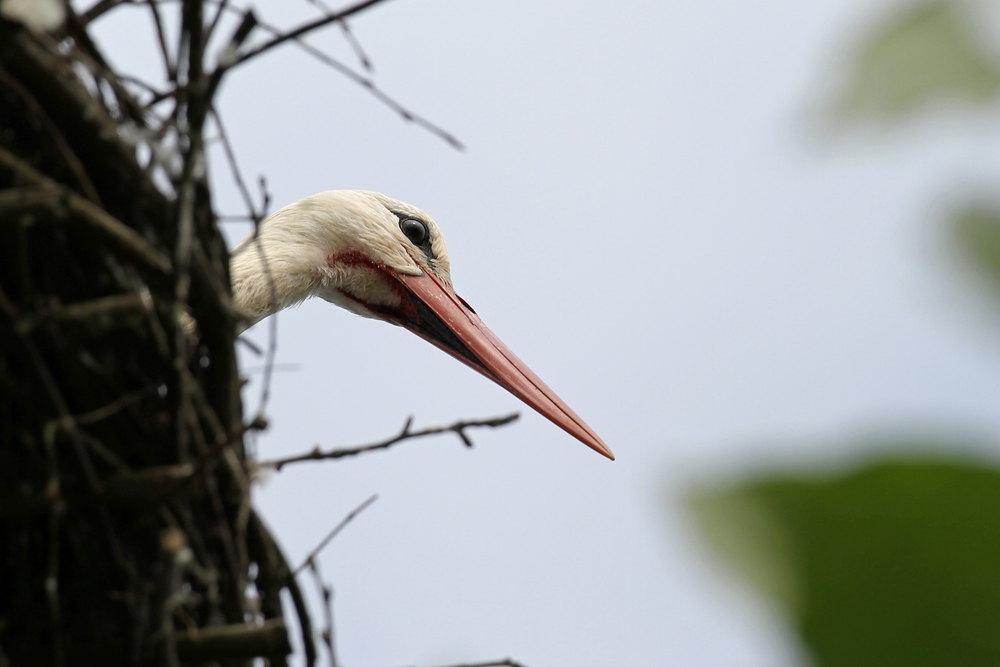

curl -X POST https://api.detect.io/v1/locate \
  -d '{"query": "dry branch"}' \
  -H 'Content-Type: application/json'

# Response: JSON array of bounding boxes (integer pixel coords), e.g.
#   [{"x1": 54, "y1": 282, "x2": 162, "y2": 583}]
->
[
  {"x1": 392, "y1": 661, "x2": 528, "y2": 667},
  {"x1": 295, "y1": 494, "x2": 379, "y2": 575},
  {"x1": 173, "y1": 618, "x2": 292, "y2": 661},
  {"x1": 233, "y1": 0, "x2": 395, "y2": 68},
  {"x1": 258, "y1": 413, "x2": 521, "y2": 471}
]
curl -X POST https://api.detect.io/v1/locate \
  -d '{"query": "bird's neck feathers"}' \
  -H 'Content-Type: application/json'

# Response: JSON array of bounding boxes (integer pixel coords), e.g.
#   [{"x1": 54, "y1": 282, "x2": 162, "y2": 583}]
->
[{"x1": 229, "y1": 199, "x2": 338, "y2": 328}]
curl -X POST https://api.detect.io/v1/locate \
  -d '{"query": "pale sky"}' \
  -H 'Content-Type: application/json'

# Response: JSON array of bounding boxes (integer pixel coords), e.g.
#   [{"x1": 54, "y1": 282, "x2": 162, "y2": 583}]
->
[{"x1": 90, "y1": 1, "x2": 1000, "y2": 665}]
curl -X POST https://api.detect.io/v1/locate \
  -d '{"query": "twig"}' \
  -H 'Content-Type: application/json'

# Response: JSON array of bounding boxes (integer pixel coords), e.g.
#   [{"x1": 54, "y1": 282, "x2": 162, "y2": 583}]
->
[
  {"x1": 215, "y1": 0, "x2": 464, "y2": 149},
  {"x1": 258, "y1": 413, "x2": 520, "y2": 471},
  {"x1": 189, "y1": 412, "x2": 267, "y2": 482},
  {"x1": 237, "y1": 335, "x2": 264, "y2": 356},
  {"x1": 241, "y1": 362, "x2": 301, "y2": 375},
  {"x1": 209, "y1": 106, "x2": 279, "y2": 418},
  {"x1": 205, "y1": 0, "x2": 233, "y2": 48},
  {"x1": 234, "y1": 0, "x2": 393, "y2": 68},
  {"x1": 294, "y1": 494, "x2": 378, "y2": 575},
  {"x1": 210, "y1": 109, "x2": 267, "y2": 225},
  {"x1": 307, "y1": 0, "x2": 374, "y2": 72},
  {"x1": 249, "y1": 512, "x2": 318, "y2": 667},
  {"x1": 0, "y1": 287, "x2": 102, "y2": 495},
  {"x1": 144, "y1": 0, "x2": 177, "y2": 82},
  {"x1": 306, "y1": 560, "x2": 339, "y2": 667},
  {"x1": 13, "y1": 293, "x2": 145, "y2": 335},
  {"x1": 338, "y1": 19, "x2": 373, "y2": 73},
  {"x1": 295, "y1": 494, "x2": 378, "y2": 666},
  {"x1": 279, "y1": 35, "x2": 464, "y2": 149},
  {"x1": 74, "y1": 384, "x2": 161, "y2": 425},
  {"x1": 173, "y1": 618, "x2": 292, "y2": 661},
  {"x1": 390, "y1": 661, "x2": 527, "y2": 667},
  {"x1": 80, "y1": 0, "x2": 127, "y2": 24},
  {"x1": 0, "y1": 64, "x2": 101, "y2": 205},
  {"x1": 40, "y1": 428, "x2": 64, "y2": 667},
  {"x1": 0, "y1": 161, "x2": 172, "y2": 276}
]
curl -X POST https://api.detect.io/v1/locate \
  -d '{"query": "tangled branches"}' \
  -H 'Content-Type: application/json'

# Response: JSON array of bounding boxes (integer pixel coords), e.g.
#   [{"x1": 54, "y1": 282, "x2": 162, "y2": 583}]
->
[
  {"x1": 0, "y1": 1, "x2": 488, "y2": 665},
  {"x1": 0, "y1": 0, "x2": 268, "y2": 661}
]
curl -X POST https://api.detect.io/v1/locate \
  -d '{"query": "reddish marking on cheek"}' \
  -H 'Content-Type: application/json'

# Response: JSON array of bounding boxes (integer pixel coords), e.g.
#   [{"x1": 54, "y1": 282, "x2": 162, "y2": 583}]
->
[{"x1": 326, "y1": 251, "x2": 419, "y2": 323}]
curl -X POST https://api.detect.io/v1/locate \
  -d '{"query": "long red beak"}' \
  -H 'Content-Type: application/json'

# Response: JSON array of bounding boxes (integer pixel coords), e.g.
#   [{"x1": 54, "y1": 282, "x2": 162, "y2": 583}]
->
[{"x1": 395, "y1": 271, "x2": 614, "y2": 460}]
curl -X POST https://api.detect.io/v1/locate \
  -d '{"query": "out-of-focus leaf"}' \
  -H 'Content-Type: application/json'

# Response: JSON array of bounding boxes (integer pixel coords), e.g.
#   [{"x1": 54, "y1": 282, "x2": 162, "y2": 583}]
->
[
  {"x1": 954, "y1": 205, "x2": 1000, "y2": 295},
  {"x1": 690, "y1": 459, "x2": 1000, "y2": 667},
  {"x1": 839, "y1": 1, "x2": 1000, "y2": 119},
  {"x1": 690, "y1": 486, "x2": 801, "y2": 613}
]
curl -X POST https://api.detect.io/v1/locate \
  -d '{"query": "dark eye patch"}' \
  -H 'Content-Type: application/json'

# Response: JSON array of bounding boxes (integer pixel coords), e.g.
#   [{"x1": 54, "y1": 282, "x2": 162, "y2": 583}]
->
[{"x1": 396, "y1": 214, "x2": 435, "y2": 260}]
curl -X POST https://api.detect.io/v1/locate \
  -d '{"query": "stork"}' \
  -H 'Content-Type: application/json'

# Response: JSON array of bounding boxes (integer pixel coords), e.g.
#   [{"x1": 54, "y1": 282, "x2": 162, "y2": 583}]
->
[{"x1": 230, "y1": 190, "x2": 613, "y2": 460}]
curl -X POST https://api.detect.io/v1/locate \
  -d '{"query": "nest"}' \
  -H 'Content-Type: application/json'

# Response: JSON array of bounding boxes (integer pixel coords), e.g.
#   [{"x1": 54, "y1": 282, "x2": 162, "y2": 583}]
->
[
  {"x1": 0, "y1": 3, "x2": 520, "y2": 665},
  {"x1": 0, "y1": 6, "x2": 313, "y2": 665}
]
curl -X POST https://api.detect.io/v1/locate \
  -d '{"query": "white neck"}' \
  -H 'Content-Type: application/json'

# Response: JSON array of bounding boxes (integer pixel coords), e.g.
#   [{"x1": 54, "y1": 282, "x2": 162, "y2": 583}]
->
[{"x1": 229, "y1": 201, "x2": 334, "y2": 328}]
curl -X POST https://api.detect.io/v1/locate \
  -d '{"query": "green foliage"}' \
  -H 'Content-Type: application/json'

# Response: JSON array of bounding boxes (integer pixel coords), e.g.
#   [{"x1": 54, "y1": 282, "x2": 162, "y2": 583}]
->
[
  {"x1": 688, "y1": 2, "x2": 1000, "y2": 666},
  {"x1": 838, "y1": 1, "x2": 1000, "y2": 118},
  {"x1": 692, "y1": 459, "x2": 1000, "y2": 667},
  {"x1": 954, "y1": 205, "x2": 1000, "y2": 295}
]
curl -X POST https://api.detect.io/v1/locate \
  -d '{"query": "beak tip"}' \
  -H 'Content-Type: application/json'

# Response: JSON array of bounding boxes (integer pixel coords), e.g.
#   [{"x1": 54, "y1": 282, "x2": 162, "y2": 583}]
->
[{"x1": 589, "y1": 439, "x2": 615, "y2": 461}]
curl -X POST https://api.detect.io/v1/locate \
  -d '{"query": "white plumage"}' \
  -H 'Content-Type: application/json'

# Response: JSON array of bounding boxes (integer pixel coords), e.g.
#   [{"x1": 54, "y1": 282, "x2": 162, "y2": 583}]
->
[{"x1": 230, "y1": 190, "x2": 613, "y2": 459}]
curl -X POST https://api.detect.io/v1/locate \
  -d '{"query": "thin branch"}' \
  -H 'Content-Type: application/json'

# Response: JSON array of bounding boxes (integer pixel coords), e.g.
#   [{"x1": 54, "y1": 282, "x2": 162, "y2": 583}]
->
[
  {"x1": 241, "y1": 362, "x2": 301, "y2": 375},
  {"x1": 294, "y1": 494, "x2": 378, "y2": 575},
  {"x1": 250, "y1": 511, "x2": 318, "y2": 667},
  {"x1": 0, "y1": 166, "x2": 172, "y2": 276},
  {"x1": 173, "y1": 618, "x2": 292, "y2": 661},
  {"x1": 74, "y1": 384, "x2": 161, "y2": 426},
  {"x1": 0, "y1": 64, "x2": 102, "y2": 205},
  {"x1": 61, "y1": 12, "x2": 152, "y2": 127},
  {"x1": 40, "y1": 427, "x2": 64, "y2": 667},
  {"x1": 234, "y1": 0, "x2": 393, "y2": 68},
  {"x1": 275, "y1": 35, "x2": 464, "y2": 149},
  {"x1": 237, "y1": 335, "x2": 264, "y2": 356},
  {"x1": 210, "y1": 108, "x2": 264, "y2": 224},
  {"x1": 80, "y1": 0, "x2": 128, "y2": 24},
  {"x1": 205, "y1": 0, "x2": 233, "y2": 47},
  {"x1": 205, "y1": 8, "x2": 258, "y2": 102},
  {"x1": 390, "y1": 661, "x2": 528, "y2": 667},
  {"x1": 144, "y1": 0, "x2": 177, "y2": 82},
  {"x1": 338, "y1": 19, "x2": 373, "y2": 73},
  {"x1": 189, "y1": 413, "x2": 267, "y2": 482},
  {"x1": 257, "y1": 413, "x2": 520, "y2": 471},
  {"x1": 306, "y1": 559, "x2": 339, "y2": 667},
  {"x1": 0, "y1": 287, "x2": 102, "y2": 495},
  {"x1": 307, "y1": 0, "x2": 374, "y2": 72},
  {"x1": 211, "y1": 0, "x2": 463, "y2": 148},
  {"x1": 13, "y1": 293, "x2": 145, "y2": 335},
  {"x1": 209, "y1": 108, "x2": 280, "y2": 419}
]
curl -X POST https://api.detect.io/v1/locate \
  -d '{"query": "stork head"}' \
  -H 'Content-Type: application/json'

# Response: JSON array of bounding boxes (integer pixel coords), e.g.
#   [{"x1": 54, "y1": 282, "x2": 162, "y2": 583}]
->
[{"x1": 230, "y1": 190, "x2": 613, "y2": 460}]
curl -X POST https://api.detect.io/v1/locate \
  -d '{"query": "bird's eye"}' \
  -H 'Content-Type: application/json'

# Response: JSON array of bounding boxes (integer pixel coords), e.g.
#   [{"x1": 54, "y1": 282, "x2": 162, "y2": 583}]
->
[{"x1": 400, "y1": 218, "x2": 428, "y2": 246}]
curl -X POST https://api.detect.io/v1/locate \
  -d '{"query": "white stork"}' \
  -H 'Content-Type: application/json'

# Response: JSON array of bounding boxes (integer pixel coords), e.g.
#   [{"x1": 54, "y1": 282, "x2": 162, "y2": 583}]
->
[{"x1": 230, "y1": 190, "x2": 613, "y2": 460}]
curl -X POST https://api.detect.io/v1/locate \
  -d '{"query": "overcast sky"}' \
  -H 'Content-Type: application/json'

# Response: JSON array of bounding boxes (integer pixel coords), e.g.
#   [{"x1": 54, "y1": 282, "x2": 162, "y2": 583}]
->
[{"x1": 90, "y1": 1, "x2": 1000, "y2": 665}]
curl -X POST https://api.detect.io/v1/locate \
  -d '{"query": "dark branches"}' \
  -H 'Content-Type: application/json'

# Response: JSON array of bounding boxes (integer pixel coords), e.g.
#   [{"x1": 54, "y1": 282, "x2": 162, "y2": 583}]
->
[
  {"x1": 0, "y1": 2, "x2": 499, "y2": 665},
  {"x1": 216, "y1": 0, "x2": 464, "y2": 149},
  {"x1": 392, "y1": 661, "x2": 528, "y2": 667},
  {"x1": 233, "y1": 0, "x2": 395, "y2": 68},
  {"x1": 257, "y1": 413, "x2": 521, "y2": 471}
]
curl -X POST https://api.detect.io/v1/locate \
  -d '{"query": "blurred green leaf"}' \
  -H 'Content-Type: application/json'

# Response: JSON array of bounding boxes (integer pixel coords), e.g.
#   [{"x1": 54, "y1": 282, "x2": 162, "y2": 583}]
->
[
  {"x1": 691, "y1": 459, "x2": 1000, "y2": 667},
  {"x1": 839, "y1": 1, "x2": 1000, "y2": 119},
  {"x1": 955, "y1": 205, "x2": 1000, "y2": 295},
  {"x1": 690, "y1": 485, "x2": 801, "y2": 613}
]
